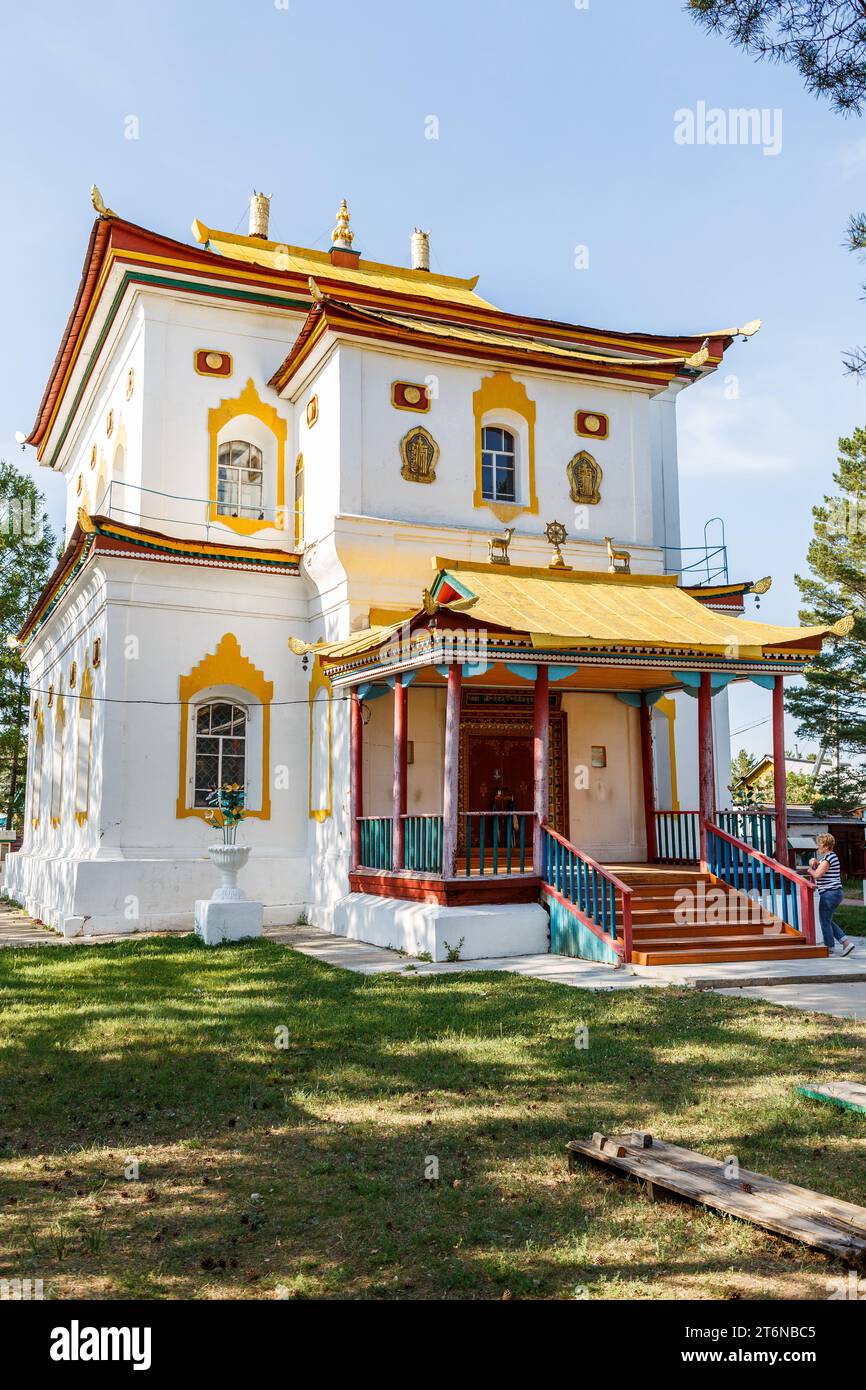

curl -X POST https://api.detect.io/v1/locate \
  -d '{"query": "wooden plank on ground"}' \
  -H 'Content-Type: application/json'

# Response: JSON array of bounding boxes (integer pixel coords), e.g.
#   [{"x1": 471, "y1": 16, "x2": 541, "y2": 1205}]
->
[
  {"x1": 797, "y1": 1082, "x2": 866, "y2": 1115},
  {"x1": 568, "y1": 1133, "x2": 866, "y2": 1265}
]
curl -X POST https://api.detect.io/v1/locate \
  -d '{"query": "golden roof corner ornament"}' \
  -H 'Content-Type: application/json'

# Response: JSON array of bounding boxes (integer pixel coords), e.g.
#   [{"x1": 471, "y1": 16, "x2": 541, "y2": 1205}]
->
[
  {"x1": 605, "y1": 535, "x2": 631, "y2": 574},
  {"x1": 421, "y1": 587, "x2": 439, "y2": 616},
  {"x1": 739, "y1": 318, "x2": 761, "y2": 338},
  {"x1": 77, "y1": 506, "x2": 96, "y2": 534},
  {"x1": 545, "y1": 520, "x2": 571, "y2": 571},
  {"x1": 331, "y1": 198, "x2": 354, "y2": 249},
  {"x1": 90, "y1": 184, "x2": 116, "y2": 219},
  {"x1": 684, "y1": 337, "x2": 710, "y2": 370},
  {"x1": 308, "y1": 276, "x2": 326, "y2": 304},
  {"x1": 750, "y1": 575, "x2": 772, "y2": 595},
  {"x1": 832, "y1": 613, "x2": 855, "y2": 638}
]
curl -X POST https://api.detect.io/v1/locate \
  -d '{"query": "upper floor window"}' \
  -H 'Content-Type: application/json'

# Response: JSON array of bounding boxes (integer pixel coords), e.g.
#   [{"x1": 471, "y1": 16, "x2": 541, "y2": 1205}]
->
[
  {"x1": 194, "y1": 700, "x2": 247, "y2": 808},
  {"x1": 481, "y1": 426, "x2": 516, "y2": 504},
  {"x1": 216, "y1": 441, "x2": 264, "y2": 520}
]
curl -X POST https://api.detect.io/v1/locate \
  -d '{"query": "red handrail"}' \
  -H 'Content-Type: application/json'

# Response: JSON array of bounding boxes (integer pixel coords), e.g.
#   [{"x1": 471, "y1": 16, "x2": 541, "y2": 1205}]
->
[
  {"x1": 541, "y1": 822, "x2": 634, "y2": 961},
  {"x1": 703, "y1": 818, "x2": 816, "y2": 945}
]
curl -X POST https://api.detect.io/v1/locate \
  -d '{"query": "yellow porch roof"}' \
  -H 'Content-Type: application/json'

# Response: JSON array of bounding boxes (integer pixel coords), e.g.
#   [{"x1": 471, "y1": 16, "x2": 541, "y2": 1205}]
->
[
  {"x1": 432, "y1": 562, "x2": 850, "y2": 659},
  {"x1": 289, "y1": 563, "x2": 851, "y2": 667}
]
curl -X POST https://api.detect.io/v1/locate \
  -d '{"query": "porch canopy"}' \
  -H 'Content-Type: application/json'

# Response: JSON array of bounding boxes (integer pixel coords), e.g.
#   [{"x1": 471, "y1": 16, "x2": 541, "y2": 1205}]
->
[{"x1": 292, "y1": 560, "x2": 850, "y2": 877}]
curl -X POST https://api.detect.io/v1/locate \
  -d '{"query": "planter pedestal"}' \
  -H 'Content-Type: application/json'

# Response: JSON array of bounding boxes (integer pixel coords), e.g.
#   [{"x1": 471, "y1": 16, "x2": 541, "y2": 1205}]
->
[{"x1": 195, "y1": 844, "x2": 263, "y2": 945}]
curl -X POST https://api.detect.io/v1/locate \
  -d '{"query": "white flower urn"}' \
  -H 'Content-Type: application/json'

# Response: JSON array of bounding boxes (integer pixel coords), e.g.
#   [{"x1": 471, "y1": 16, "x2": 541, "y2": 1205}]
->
[
  {"x1": 208, "y1": 843, "x2": 251, "y2": 902},
  {"x1": 195, "y1": 843, "x2": 263, "y2": 945}
]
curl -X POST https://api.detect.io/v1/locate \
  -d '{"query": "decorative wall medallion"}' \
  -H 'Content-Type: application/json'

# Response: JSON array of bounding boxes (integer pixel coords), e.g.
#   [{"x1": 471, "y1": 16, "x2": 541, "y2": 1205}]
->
[
  {"x1": 195, "y1": 349, "x2": 233, "y2": 377},
  {"x1": 567, "y1": 450, "x2": 602, "y2": 505},
  {"x1": 575, "y1": 410, "x2": 609, "y2": 440},
  {"x1": 69, "y1": 661, "x2": 77, "y2": 690},
  {"x1": 90, "y1": 445, "x2": 97, "y2": 469},
  {"x1": 76, "y1": 474, "x2": 83, "y2": 496},
  {"x1": 92, "y1": 638, "x2": 101, "y2": 668},
  {"x1": 400, "y1": 425, "x2": 439, "y2": 484},
  {"x1": 392, "y1": 381, "x2": 430, "y2": 413},
  {"x1": 106, "y1": 410, "x2": 114, "y2": 438},
  {"x1": 47, "y1": 684, "x2": 54, "y2": 707},
  {"x1": 306, "y1": 395, "x2": 319, "y2": 429},
  {"x1": 126, "y1": 367, "x2": 135, "y2": 399}
]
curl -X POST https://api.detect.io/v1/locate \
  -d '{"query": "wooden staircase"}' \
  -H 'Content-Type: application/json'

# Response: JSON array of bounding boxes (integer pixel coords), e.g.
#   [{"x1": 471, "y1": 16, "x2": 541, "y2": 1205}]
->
[{"x1": 607, "y1": 865, "x2": 828, "y2": 967}]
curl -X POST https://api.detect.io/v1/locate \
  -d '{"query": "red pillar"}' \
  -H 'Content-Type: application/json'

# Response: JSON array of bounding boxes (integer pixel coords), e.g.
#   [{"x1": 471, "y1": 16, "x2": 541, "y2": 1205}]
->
[
  {"x1": 442, "y1": 664, "x2": 463, "y2": 878},
  {"x1": 772, "y1": 674, "x2": 789, "y2": 866},
  {"x1": 639, "y1": 697, "x2": 658, "y2": 863},
  {"x1": 533, "y1": 665, "x2": 550, "y2": 870},
  {"x1": 392, "y1": 676, "x2": 408, "y2": 871},
  {"x1": 698, "y1": 672, "x2": 715, "y2": 866},
  {"x1": 350, "y1": 688, "x2": 363, "y2": 869}
]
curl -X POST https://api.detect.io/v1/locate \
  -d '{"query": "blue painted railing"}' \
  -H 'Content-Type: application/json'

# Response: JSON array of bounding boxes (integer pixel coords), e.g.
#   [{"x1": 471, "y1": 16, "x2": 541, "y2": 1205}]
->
[
  {"x1": 462, "y1": 811, "x2": 534, "y2": 877},
  {"x1": 654, "y1": 812, "x2": 701, "y2": 863},
  {"x1": 404, "y1": 814, "x2": 443, "y2": 874},
  {"x1": 655, "y1": 810, "x2": 775, "y2": 863},
  {"x1": 540, "y1": 824, "x2": 633, "y2": 962},
  {"x1": 357, "y1": 817, "x2": 393, "y2": 871},
  {"x1": 705, "y1": 821, "x2": 816, "y2": 944},
  {"x1": 716, "y1": 810, "x2": 775, "y2": 857}
]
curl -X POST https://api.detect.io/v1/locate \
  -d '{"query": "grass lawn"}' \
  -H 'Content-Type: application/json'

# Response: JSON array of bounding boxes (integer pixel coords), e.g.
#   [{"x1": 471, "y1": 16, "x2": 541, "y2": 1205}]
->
[
  {"x1": 833, "y1": 904, "x2": 866, "y2": 937},
  {"x1": 1, "y1": 936, "x2": 865, "y2": 1301}
]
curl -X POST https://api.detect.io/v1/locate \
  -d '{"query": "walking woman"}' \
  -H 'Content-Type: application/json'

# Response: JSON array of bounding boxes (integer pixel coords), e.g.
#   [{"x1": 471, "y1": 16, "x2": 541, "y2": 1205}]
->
[{"x1": 808, "y1": 834, "x2": 855, "y2": 956}]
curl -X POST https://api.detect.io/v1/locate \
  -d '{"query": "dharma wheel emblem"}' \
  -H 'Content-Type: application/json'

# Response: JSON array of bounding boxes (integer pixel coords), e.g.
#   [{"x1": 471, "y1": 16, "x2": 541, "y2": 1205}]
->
[
  {"x1": 567, "y1": 449, "x2": 602, "y2": 505},
  {"x1": 545, "y1": 519, "x2": 570, "y2": 570},
  {"x1": 400, "y1": 426, "x2": 440, "y2": 484}
]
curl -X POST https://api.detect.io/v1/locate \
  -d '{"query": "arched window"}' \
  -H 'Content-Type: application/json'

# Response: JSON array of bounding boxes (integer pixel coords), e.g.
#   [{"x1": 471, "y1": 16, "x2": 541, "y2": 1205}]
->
[
  {"x1": 216, "y1": 442, "x2": 264, "y2": 521},
  {"x1": 294, "y1": 453, "x2": 304, "y2": 548},
  {"x1": 50, "y1": 694, "x2": 65, "y2": 828},
  {"x1": 193, "y1": 700, "x2": 247, "y2": 807},
  {"x1": 75, "y1": 663, "x2": 93, "y2": 826},
  {"x1": 481, "y1": 426, "x2": 516, "y2": 503}
]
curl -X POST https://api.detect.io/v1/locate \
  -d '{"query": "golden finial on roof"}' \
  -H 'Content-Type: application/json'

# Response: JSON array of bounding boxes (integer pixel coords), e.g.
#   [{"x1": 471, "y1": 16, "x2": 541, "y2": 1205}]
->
[
  {"x1": 90, "y1": 184, "x2": 116, "y2": 219},
  {"x1": 331, "y1": 198, "x2": 354, "y2": 249}
]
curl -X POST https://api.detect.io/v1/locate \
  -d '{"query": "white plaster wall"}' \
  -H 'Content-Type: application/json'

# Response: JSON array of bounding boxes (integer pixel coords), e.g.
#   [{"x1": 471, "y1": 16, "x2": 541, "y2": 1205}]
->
[
  {"x1": 6, "y1": 554, "x2": 314, "y2": 932},
  {"x1": 329, "y1": 345, "x2": 661, "y2": 547},
  {"x1": 562, "y1": 692, "x2": 646, "y2": 861}
]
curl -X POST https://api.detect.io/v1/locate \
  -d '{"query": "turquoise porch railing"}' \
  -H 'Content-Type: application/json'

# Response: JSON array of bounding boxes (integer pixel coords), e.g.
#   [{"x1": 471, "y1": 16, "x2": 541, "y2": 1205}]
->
[
  {"x1": 654, "y1": 810, "x2": 776, "y2": 863},
  {"x1": 654, "y1": 812, "x2": 701, "y2": 862},
  {"x1": 462, "y1": 811, "x2": 534, "y2": 877},
  {"x1": 404, "y1": 814, "x2": 444, "y2": 873},
  {"x1": 704, "y1": 820, "x2": 816, "y2": 944},
  {"x1": 540, "y1": 824, "x2": 633, "y2": 962},
  {"x1": 715, "y1": 810, "x2": 775, "y2": 857},
  {"x1": 357, "y1": 816, "x2": 393, "y2": 871}
]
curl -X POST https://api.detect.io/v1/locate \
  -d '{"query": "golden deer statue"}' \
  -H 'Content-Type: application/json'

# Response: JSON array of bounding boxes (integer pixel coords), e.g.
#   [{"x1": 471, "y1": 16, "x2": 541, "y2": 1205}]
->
[
  {"x1": 604, "y1": 535, "x2": 631, "y2": 574},
  {"x1": 488, "y1": 526, "x2": 515, "y2": 565}
]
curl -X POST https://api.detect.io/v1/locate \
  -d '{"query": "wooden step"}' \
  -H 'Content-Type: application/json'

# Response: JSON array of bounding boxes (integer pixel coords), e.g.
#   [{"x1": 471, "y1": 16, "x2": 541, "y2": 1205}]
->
[
  {"x1": 632, "y1": 941, "x2": 827, "y2": 966},
  {"x1": 631, "y1": 921, "x2": 768, "y2": 940}
]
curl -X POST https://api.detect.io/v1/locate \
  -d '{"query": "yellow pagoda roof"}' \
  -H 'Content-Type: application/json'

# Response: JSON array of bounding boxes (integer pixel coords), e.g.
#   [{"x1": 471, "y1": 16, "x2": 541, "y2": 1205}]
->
[
  {"x1": 291, "y1": 562, "x2": 851, "y2": 667},
  {"x1": 431, "y1": 561, "x2": 851, "y2": 659},
  {"x1": 191, "y1": 220, "x2": 494, "y2": 311}
]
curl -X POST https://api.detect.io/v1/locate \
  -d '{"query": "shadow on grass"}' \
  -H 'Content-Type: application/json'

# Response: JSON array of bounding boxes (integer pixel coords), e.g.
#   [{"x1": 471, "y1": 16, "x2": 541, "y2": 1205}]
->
[{"x1": 0, "y1": 937, "x2": 864, "y2": 1299}]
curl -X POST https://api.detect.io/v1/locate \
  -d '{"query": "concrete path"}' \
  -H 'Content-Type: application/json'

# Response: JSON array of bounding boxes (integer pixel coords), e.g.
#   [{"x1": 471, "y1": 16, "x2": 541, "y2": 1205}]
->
[
  {"x1": 266, "y1": 924, "x2": 655, "y2": 989},
  {"x1": 716, "y1": 979, "x2": 866, "y2": 1019},
  {"x1": 0, "y1": 906, "x2": 58, "y2": 947}
]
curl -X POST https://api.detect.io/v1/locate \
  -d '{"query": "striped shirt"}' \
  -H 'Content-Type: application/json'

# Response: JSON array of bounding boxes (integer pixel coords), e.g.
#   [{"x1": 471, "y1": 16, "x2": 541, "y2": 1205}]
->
[{"x1": 816, "y1": 852, "x2": 842, "y2": 894}]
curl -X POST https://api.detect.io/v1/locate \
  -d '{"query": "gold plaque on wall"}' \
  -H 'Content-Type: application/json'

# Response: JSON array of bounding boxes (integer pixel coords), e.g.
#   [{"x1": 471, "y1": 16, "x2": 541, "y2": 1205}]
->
[
  {"x1": 576, "y1": 410, "x2": 609, "y2": 439},
  {"x1": 392, "y1": 381, "x2": 430, "y2": 413},
  {"x1": 567, "y1": 450, "x2": 602, "y2": 505},
  {"x1": 400, "y1": 426, "x2": 439, "y2": 484},
  {"x1": 306, "y1": 395, "x2": 319, "y2": 429}
]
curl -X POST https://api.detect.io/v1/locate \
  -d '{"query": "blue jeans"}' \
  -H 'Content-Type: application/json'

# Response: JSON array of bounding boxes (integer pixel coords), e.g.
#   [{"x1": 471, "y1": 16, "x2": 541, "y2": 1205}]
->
[{"x1": 817, "y1": 889, "x2": 845, "y2": 950}]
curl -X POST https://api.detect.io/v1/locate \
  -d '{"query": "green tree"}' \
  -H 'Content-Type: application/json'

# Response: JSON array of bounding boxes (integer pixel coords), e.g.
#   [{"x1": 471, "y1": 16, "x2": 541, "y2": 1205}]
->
[
  {"x1": 811, "y1": 763, "x2": 866, "y2": 813},
  {"x1": 687, "y1": 2, "x2": 866, "y2": 114},
  {"x1": 787, "y1": 769, "x2": 817, "y2": 802},
  {"x1": 0, "y1": 461, "x2": 56, "y2": 833},
  {"x1": 786, "y1": 427, "x2": 866, "y2": 757},
  {"x1": 688, "y1": 3, "x2": 866, "y2": 373}
]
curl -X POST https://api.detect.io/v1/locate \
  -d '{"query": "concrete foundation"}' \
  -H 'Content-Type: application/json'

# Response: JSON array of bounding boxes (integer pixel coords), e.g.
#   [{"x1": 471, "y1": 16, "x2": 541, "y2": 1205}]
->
[{"x1": 332, "y1": 892, "x2": 549, "y2": 962}]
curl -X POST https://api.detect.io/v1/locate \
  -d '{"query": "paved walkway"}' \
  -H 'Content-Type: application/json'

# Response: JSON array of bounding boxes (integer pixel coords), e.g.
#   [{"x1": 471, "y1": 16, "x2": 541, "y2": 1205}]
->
[{"x1": 716, "y1": 979, "x2": 866, "y2": 1019}]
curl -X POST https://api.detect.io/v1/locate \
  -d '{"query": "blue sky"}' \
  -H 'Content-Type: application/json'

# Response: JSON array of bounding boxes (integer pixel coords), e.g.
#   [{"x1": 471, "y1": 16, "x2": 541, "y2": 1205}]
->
[{"x1": 2, "y1": 0, "x2": 864, "y2": 759}]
